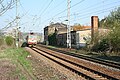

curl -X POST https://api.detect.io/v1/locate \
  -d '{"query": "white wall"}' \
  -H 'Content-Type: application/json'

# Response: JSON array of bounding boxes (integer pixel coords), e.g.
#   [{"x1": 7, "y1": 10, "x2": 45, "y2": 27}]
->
[{"x1": 76, "y1": 30, "x2": 91, "y2": 48}]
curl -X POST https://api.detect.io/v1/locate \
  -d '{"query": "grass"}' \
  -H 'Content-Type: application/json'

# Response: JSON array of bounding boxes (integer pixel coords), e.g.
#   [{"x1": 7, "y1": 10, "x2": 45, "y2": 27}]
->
[{"x1": 0, "y1": 48, "x2": 33, "y2": 80}]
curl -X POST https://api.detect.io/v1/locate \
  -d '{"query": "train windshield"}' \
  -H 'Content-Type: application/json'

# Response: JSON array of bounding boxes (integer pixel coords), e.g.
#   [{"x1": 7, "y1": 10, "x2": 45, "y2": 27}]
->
[{"x1": 29, "y1": 35, "x2": 37, "y2": 39}]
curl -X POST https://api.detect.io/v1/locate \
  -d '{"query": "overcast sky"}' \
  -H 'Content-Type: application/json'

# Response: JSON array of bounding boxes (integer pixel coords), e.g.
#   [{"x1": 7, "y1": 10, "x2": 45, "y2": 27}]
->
[{"x1": 0, "y1": 0, "x2": 120, "y2": 33}]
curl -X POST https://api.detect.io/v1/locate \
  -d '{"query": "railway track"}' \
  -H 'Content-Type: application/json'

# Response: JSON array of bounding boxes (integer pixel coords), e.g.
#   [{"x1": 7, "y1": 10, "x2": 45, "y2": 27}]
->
[
  {"x1": 31, "y1": 46, "x2": 120, "y2": 80},
  {"x1": 37, "y1": 44, "x2": 120, "y2": 70}
]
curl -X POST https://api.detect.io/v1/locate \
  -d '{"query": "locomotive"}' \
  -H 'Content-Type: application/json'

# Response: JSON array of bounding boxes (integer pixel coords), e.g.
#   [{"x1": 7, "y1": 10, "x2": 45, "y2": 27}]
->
[{"x1": 26, "y1": 32, "x2": 37, "y2": 47}]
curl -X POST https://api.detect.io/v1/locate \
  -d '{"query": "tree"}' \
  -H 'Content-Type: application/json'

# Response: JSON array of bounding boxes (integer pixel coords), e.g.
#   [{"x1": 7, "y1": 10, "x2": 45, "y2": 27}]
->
[
  {"x1": 107, "y1": 26, "x2": 120, "y2": 52},
  {"x1": 100, "y1": 7, "x2": 120, "y2": 29},
  {"x1": 105, "y1": 7, "x2": 120, "y2": 52},
  {"x1": 0, "y1": 0, "x2": 15, "y2": 16},
  {"x1": 48, "y1": 33, "x2": 57, "y2": 46},
  {"x1": 96, "y1": 7, "x2": 120, "y2": 52}
]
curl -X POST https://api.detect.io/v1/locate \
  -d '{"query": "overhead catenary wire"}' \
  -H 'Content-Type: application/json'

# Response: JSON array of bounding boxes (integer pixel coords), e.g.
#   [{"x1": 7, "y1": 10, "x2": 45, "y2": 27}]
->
[
  {"x1": 7, "y1": 0, "x2": 119, "y2": 33},
  {"x1": 19, "y1": 0, "x2": 39, "y2": 32},
  {"x1": 36, "y1": 0, "x2": 48, "y2": 15},
  {"x1": 52, "y1": 0, "x2": 66, "y2": 10},
  {"x1": 31, "y1": 0, "x2": 54, "y2": 28},
  {"x1": 72, "y1": 0, "x2": 120, "y2": 17},
  {"x1": 52, "y1": 0, "x2": 85, "y2": 18},
  {"x1": 72, "y1": 0, "x2": 108, "y2": 14},
  {"x1": 70, "y1": 6, "x2": 119, "y2": 22},
  {"x1": 46, "y1": 0, "x2": 66, "y2": 18},
  {"x1": 42, "y1": 0, "x2": 86, "y2": 24},
  {"x1": 1, "y1": 18, "x2": 16, "y2": 30},
  {"x1": 39, "y1": 0, "x2": 54, "y2": 16},
  {"x1": 41, "y1": 4, "x2": 120, "y2": 26},
  {"x1": 0, "y1": 10, "x2": 30, "y2": 31},
  {"x1": 57, "y1": 0, "x2": 111, "y2": 19},
  {"x1": 57, "y1": 0, "x2": 120, "y2": 20},
  {"x1": 42, "y1": 0, "x2": 120, "y2": 25}
]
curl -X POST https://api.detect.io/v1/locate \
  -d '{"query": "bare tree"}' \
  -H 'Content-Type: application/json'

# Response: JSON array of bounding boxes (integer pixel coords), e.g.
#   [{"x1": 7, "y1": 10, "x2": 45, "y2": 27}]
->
[{"x1": 0, "y1": 0, "x2": 15, "y2": 16}]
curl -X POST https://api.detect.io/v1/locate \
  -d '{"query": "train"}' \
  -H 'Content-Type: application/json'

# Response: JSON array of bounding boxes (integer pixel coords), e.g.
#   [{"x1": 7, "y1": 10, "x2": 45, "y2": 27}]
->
[{"x1": 26, "y1": 32, "x2": 37, "y2": 47}]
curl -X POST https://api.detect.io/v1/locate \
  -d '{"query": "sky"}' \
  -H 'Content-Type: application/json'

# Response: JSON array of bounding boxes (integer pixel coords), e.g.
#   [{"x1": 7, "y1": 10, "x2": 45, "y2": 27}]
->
[{"x1": 0, "y1": 0, "x2": 120, "y2": 33}]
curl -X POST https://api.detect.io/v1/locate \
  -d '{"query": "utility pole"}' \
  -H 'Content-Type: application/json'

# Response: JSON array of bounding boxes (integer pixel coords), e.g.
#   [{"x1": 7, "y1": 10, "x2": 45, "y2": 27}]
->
[
  {"x1": 16, "y1": 0, "x2": 19, "y2": 48},
  {"x1": 67, "y1": 0, "x2": 71, "y2": 48}
]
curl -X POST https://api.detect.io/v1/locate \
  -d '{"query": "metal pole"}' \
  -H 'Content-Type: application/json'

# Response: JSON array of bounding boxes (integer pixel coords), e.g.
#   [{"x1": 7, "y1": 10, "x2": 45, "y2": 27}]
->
[
  {"x1": 16, "y1": 0, "x2": 18, "y2": 48},
  {"x1": 67, "y1": 0, "x2": 71, "y2": 48}
]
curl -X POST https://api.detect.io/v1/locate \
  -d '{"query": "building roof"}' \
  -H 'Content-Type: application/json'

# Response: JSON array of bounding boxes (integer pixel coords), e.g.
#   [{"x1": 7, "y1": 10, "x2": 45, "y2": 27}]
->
[
  {"x1": 72, "y1": 25, "x2": 91, "y2": 31},
  {"x1": 44, "y1": 22, "x2": 67, "y2": 30},
  {"x1": 49, "y1": 22, "x2": 67, "y2": 28}
]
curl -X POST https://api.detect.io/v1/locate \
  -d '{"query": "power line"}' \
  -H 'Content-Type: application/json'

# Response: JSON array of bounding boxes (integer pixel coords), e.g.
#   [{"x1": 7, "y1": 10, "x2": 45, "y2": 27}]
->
[
  {"x1": 37, "y1": 0, "x2": 48, "y2": 15},
  {"x1": 46, "y1": 0, "x2": 66, "y2": 17},
  {"x1": 72, "y1": 0, "x2": 108, "y2": 14},
  {"x1": 43, "y1": 0, "x2": 120, "y2": 24},
  {"x1": 32, "y1": 0, "x2": 54, "y2": 28},
  {"x1": 73, "y1": 0, "x2": 120, "y2": 16},
  {"x1": 52, "y1": 0, "x2": 65, "y2": 10},
  {"x1": 53, "y1": 0, "x2": 85, "y2": 18},
  {"x1": 58, "y1": 0, "x2": 120, "y2": 19},
  {"x1": 1, "y1": 18, "x2": 16, "y2": 30},
  {"x1": 40, "y1": 0, "x2": 54, "y2": 16},
  {"x1": 71, "y1": 5, "x2": 120, "y2": 20},
  {"x1": 42, "y1": 0, "x2": 85, "y2": 24},
  {"x1": 41, "y1": 4, "x2": 119, "y2": 26},
  {"x1": 19, "y1": 0, "x2": 26, "y2": 12},
  {"x1": 70, "y1": 6, "x2": 119, "y2": 22}
]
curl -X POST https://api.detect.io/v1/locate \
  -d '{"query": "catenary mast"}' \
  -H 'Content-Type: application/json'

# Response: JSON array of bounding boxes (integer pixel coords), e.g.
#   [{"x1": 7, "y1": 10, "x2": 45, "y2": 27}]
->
[{"x1": 67, "y1": 0, "x2": 71, "y2": 48}]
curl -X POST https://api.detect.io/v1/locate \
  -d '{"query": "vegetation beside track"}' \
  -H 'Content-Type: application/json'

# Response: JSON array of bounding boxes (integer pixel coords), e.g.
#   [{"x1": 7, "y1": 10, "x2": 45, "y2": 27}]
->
[
  {"x1": 0, "y1": 46, "x2": 69, "y2": 80},
  {"x1": 0, "y1": 48, "x2": 34, "y2": 80}
]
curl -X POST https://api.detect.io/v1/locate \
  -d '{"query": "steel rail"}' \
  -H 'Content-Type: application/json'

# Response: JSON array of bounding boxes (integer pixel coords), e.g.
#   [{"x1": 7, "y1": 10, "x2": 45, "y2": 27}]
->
[
  {"x1": 37, "y1": 44, "x2": 120, "y2": 69},
  {"x1": 31, "y1": 46, "x2": 119, "y2": 80}
]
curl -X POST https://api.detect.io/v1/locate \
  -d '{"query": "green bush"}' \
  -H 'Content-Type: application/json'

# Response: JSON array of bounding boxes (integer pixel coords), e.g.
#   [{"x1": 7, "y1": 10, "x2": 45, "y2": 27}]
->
[
  {"x1": 92, "y1": 7, "x2": 120, "y2": 53},
  {"x1": 48, "y1": 33, "x2": 57, "y2": 46},
  {"x1": 91, "y1": 38, "x2": 109, "y2": 52},
  {"x1": 5, "y1": 36, "x2": 14, "y2": 46},
  {"x1": 107, "y1": 27, "x2": 120, "y2": 52}
]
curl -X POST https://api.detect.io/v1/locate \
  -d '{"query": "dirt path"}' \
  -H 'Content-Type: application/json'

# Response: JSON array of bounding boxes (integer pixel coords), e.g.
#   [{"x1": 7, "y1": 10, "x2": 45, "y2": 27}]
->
[{"x1": 0, "y1": 58, "x2": 19, "y2": 80}]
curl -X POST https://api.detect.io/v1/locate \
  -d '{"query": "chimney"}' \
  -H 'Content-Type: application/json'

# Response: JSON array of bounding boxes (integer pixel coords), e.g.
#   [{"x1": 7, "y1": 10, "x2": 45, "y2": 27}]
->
[{"x1": 91, "y1": 16, "x2": 98, "y2": 42}]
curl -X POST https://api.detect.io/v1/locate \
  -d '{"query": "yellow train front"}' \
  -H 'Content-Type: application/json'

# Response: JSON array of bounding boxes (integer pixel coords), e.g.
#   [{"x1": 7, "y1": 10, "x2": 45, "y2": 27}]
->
[{"x1": 27, "y1": 32, "x2": 37, "y2": 47}]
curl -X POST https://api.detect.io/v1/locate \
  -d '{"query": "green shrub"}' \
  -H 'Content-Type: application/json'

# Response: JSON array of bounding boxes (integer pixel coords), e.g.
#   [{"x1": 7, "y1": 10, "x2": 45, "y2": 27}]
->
[
  {"x1": 91, "y1": 38, "x2": 109, "y2": 52},
  {"x1": 92, "y1": 7, "x2": 120, "y2": 53},
  {"x1": 107, "y1": 27, "x2": 120, "y2": 52},
  {"x1": 48, "y1": 33, "x2": 57, "y2": 46},
  {"x1": 5, "y1": 36, "x2": 14, "y2": 46}
]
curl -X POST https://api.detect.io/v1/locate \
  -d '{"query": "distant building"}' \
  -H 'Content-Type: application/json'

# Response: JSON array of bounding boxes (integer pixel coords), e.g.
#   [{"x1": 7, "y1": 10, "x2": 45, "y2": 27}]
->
[
  {"x1": 73, "y1": 26, "x2": 91, "y2": 48},
  {"x1": 44, "y1": 22, "x2": 67, "y2": 44},
  {"x1": 56, "y1": 27, "x2": 67, "y2": 46},
  {"x1": 44, "y1": 16, "x2": 110, "y2": 49},
  {"x1": 56, "y1": 25, "x2": 91, "y2": 48},
  {"x1": 56, "y1": 16, "x2": 110, "y2": 48}
]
